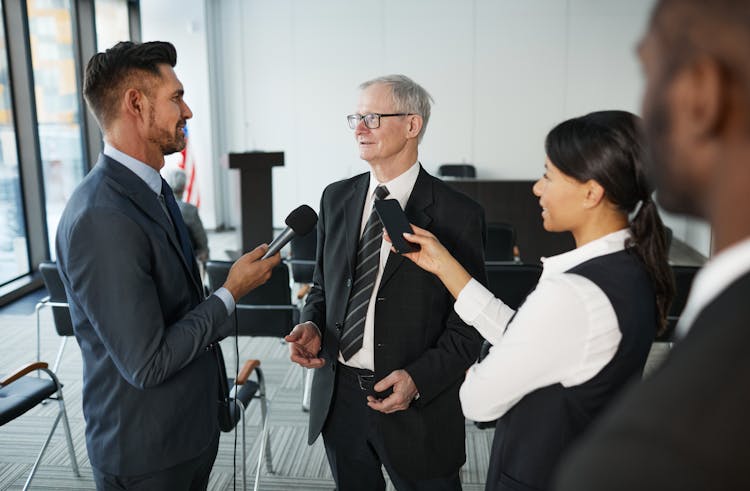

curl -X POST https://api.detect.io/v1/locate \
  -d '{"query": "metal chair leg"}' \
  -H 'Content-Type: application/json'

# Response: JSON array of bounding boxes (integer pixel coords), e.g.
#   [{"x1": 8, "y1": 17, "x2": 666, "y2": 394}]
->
[
  {"x1": 57, "y1": 393, "x2": 80, "y2": 477},
  {"x1": 302, "y1": 368, "x2": 313, "y2": 412},
  {"x1": 52, "y1": 337, "x2": 68, "y2": 374},
  {"x1": 23, "y1": 411, "x2": 63, "y2": 491}
]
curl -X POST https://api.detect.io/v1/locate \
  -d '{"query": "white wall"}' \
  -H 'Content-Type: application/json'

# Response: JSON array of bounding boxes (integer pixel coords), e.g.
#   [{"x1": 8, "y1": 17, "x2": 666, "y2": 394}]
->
[
  {"x1": 140, "y1": 0, "x2": 219, "y2": 229},
  {"x1": 141, "y1": 0, "x2": 711, "y2": 256}
]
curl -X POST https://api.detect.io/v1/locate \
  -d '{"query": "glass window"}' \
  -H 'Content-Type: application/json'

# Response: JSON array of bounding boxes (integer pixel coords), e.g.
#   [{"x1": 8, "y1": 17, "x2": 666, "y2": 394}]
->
[
  {"x1": 27, "y1": 0, "x2": 86, "y2": 257},
  {"x1": 95, "y1": 0, "x2": 130, "y2": 51},
  {"x1": 0, "y1": 0, "x2": 31, "y2": 285}
]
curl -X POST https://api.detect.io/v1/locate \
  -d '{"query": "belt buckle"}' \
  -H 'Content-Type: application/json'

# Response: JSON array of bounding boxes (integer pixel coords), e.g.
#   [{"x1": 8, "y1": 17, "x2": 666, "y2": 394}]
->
[{"x1": 357, "y1": 373, "x2": 374, "y2": 392}]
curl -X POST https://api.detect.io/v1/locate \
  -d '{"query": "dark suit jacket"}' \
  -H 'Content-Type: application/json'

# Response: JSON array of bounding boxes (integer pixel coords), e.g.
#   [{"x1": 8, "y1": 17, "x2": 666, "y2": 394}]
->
[
  {"x1": 55, "y1": 154, "x2": 231, "y2": 475},
  {"x1": 302, "y1": 166, "x2": 487, "y2": 479},
  {"x1": 554, "y1": 271, "x2": 750, "y2": 490}
]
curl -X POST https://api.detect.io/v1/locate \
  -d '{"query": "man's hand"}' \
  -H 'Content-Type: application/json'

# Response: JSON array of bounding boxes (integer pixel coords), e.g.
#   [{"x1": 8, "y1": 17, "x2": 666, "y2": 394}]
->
[
  {"x1": 222, "y1": 244, "x2": 281, "y2": 300},
  {"x1": 285, "y1": 322, "x2": 326, "y2": 369},
  {"x1": 367, "y1": 369, "x2": 418, "y2": 414}
]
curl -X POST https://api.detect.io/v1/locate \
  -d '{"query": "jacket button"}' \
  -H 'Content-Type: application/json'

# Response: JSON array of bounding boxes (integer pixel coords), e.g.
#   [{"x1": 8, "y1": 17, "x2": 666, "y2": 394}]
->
[
  {"x1": 335, "y1": 322, "x2": 343, "y2": 331},
  {"x1": 346, "y1": 278, "x2": 352, "y2": 288}
]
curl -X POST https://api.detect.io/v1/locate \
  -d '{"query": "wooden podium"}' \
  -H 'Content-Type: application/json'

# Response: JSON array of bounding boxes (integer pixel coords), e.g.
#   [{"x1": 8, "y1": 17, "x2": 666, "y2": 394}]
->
[{"x1": 225, "y1": 151, "x2": 284, "y2": 252}]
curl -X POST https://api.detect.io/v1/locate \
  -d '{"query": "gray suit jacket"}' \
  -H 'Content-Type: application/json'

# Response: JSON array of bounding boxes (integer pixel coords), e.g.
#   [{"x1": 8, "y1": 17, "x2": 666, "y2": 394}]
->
[
  {"x1": 55, "y1": 154, "x2": 230, "y2": 475},
  {"x1": 177, "y1": 200, "x2": 209, "y2": 260}
]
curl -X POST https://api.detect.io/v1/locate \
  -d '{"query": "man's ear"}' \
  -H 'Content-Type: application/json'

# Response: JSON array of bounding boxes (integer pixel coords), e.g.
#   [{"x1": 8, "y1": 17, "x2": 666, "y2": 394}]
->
[
  {"x1": 124, "y1": 88, "x2": 146, "y2": 120},
  {"x1": 675, "y1": 55, "x2": 727, "y2": 139},
  {"x1": 406, "y1": 114, "x2": 423, "y2": 140},
  {"x1": 583, "y1": 180, "x2": 605, "y2": 209}
]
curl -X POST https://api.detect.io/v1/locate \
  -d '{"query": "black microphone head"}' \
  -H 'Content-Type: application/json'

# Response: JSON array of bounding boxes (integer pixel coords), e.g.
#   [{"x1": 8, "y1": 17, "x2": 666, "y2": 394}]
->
[{"x1": 285, "y1": 205, "x2": 318, "y2": 236}]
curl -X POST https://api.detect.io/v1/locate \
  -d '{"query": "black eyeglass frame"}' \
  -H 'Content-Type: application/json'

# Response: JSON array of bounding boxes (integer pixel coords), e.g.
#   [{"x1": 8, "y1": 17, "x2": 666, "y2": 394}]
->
[{"x1": 346, "y1": 112, "x2": 415, "y2": 129}]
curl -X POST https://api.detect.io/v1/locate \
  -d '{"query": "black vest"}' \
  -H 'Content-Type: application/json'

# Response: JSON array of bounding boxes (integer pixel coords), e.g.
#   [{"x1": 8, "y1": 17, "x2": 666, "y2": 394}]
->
[{"x1": 486, "y1": 249, "x2": 657, "y2": 491}]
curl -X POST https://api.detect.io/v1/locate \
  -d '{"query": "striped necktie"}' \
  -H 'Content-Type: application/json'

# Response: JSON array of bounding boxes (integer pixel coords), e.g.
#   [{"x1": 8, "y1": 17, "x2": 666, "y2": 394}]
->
[{"x1": 339, "y1": 185, "x2": 390, "y2": 361}]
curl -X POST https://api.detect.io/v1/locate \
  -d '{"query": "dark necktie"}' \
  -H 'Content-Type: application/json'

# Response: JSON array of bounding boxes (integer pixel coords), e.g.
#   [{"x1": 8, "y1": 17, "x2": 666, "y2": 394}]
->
[
  {"x1": 340, "y1": 185, "x2": 390, "y2": 361},
  {"x1": 161, "y1": 177, "x2": 196, "y2": 271}
]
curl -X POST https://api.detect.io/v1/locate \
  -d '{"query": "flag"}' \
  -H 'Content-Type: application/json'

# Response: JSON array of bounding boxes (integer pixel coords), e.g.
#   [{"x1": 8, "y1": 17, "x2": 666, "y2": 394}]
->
[{"x1": 178, "y1": 125, "x2": 200, "y2": 207}]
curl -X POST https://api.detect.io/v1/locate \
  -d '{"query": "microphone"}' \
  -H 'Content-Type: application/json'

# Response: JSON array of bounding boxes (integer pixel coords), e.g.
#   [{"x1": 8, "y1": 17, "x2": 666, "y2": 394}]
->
[{"x1": 262, "y1": 205, "x2": 318, "y2": 259}]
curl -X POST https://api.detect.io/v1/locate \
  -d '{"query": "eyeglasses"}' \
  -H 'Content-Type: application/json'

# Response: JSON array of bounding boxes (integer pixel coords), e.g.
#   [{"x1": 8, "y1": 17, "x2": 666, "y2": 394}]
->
[{"x1": 346, "y1": 112, "x2": 413, "y2": 129}]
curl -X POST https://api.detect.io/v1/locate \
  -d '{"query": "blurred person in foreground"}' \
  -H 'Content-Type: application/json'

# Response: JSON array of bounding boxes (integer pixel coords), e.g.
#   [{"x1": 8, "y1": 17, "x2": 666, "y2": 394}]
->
[{"x1": 555, "y1": 1, "x2": 750, "y2": 489}]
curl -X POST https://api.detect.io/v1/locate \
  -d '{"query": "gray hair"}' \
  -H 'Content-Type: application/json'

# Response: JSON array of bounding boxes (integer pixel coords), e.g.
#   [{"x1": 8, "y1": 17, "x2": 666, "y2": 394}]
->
[
  {"x1": 164, "y1": 167, "x2": 187, "y2": 197},
  {"x1": 360, "y1": 74, "x2": 434, "y2": 143}
]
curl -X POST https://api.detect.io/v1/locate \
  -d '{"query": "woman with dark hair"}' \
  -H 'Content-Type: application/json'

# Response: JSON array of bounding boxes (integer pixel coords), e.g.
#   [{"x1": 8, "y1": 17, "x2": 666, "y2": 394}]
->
[{"x1": 389, "y1": 110, "x2": 674, "y2": 491}]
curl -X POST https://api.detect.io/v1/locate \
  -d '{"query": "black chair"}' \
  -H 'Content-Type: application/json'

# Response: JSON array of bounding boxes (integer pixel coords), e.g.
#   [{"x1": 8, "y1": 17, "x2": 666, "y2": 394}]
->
[
  {"x1": 485, "y1": 222, "x2": 517, "y2": 262},
  {"x1": 657, "y1": 264, "x2": 701, "y2": 343},
  {"x1": 288, "y1": 231, "x2": 317, "y2": 287},
  {"x1": 206, "y1": 262, "x2": 300, "y2": 337},
  {"x1": 211, "y1": 344, "x2": 269, "y2": 491},
  {"x1": 437, "y1": 164, "x2": 476, "y2": 179},
  {"x1": 485, "y1": 263, "x2": 543, "y2": 312},
  {"x1": 205, "y1": 261, "x2": 301, "y2": 484},
  {"x1": 0, "y1": 361, "x2": 80, "y2": 490},
  {"x1": 36, "y1": 262, "x2": 75, "y2": 372}
]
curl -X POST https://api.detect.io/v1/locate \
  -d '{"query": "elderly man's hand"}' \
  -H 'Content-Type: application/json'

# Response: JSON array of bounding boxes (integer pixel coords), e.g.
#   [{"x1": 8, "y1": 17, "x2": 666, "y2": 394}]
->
[
  {"x1": 285, "y1": 322, "x2": 326, "y2": 369},
  {"x1": 366, "y1": 369, "x2": 419, "y2": 414}
]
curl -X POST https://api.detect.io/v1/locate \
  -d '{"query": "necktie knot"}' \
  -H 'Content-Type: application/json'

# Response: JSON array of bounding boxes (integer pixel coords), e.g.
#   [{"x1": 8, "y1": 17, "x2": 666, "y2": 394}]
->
[{"x1": 374, "y1": 185, "x2": 389, "y2": 201}]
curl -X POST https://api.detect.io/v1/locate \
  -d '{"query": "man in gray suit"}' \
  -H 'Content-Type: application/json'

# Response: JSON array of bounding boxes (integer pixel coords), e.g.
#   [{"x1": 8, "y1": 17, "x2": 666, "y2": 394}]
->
[{"x1": 56, "y1": 41, "x2": 280, "y2": 489}]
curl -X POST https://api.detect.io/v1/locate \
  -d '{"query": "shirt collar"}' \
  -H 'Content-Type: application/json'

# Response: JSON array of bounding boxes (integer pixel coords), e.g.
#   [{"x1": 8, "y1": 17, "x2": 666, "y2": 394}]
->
[
  {"x1": 367, "y1": 161, "x2": 420, "y2": 208},
  {"x1": 103, "y1": 142, "x2": 163, "y2": 196},
  {"x1": 677, "y1": 235, "x2": 750, "y2": 335},
  {"x1": 540, "y1": 228, "x2": 631, "y2": 278}
]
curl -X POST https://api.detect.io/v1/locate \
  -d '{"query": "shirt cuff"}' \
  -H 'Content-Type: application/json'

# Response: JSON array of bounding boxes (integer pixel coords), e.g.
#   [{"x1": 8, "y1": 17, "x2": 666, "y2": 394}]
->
[
  {"x1": 213, "y1": 287, "x2": 236, "y2": 316},
  {"x1": 454, "y1": 278, "x2": 496, "y2": 324}
]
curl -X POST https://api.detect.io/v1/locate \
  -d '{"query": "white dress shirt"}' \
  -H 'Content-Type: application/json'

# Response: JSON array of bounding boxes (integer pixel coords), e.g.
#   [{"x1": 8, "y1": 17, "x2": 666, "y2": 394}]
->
[
  {"x1": 456, "y1": 229, "x2": 632, "y2": 422},
  {"x1": 676, "y1": 236, "x2": 750, "y2": 337},
  {"x1": 102, "y1": 143, "x2": 235, "y2": 315},
  {"x1": 341, "y1": 161, "x2": 420, "y2": 370}
]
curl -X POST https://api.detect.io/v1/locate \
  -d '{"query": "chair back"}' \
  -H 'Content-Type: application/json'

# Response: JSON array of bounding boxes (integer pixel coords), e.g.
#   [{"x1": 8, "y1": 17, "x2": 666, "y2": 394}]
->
[
  {"x1": 39, "y1": 262, "x2": 74, "y2": 337},
  {"x1": 486, "y1": 263, "x2": 543, "y2": 310},
  {"x1": 485, "y1": 222, "x2": 516, "y2": 262},
  {"x1": 206, "y1": 261, "x2": 298, "y2": 337},
  {"x1": 658, "y1": 264, "x2": 700, "y2": 341},
  {"x1": 437, "y1": 164, "x2": 476, "y2": 178},
  {"x1": 290, "y1": 231, "x2": 317, "y2": 284}
]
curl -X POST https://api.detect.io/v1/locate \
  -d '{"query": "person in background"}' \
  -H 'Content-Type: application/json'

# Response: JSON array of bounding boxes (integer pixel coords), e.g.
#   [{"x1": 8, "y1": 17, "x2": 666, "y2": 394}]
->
[
  {"x1": 164, "y1": 166, "x2": 209, "y2": 263},
  {"x1": 286, "y1": 74, "x2": 486, "y2": 490},
  {"x1": 555, "y1": 1, "x2": 750, "y2": 489},
  {"x1": 392, "y1": 110, "x2": 674, "y2": 491},
  {"x1": 56, "y1": 41, "x2": 279, "y2": 490}
]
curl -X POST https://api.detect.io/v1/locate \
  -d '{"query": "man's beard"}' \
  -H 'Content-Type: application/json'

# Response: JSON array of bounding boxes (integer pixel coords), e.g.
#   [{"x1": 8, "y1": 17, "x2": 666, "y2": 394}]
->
[
  {"x1": 645, "y1": 90, "x2": 704, "y2": 218},
  {"x1": 148, "y1": 110, "x2": 186, "y2": 156}
]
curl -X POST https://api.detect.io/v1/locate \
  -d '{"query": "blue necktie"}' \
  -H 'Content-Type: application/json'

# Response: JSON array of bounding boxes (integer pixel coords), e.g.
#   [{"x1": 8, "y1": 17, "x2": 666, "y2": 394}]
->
[{"x1": 161, "y1": 178, "x2": 196, "y2": 271}]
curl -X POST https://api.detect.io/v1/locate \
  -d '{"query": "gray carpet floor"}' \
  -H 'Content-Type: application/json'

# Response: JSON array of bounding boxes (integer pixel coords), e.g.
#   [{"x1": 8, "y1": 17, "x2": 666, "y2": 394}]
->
[{"x1": 0, "y1": 304, "x2": 493, "y2": 490}]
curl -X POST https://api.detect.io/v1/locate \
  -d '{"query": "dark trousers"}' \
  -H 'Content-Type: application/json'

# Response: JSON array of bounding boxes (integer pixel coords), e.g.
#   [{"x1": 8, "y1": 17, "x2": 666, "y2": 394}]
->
[
  {"x1": 92, "y1": 432, "x2": 219, "y2": 491},
  {"x1": 322, "y1": 365, "x2": 462, "y2": 491}
]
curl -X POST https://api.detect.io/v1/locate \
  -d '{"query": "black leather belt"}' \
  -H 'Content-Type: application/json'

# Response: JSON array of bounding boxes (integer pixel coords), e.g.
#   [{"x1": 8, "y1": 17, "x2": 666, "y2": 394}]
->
[{"x1": 338, "y1": 363, "x2": 392, "y2": 398}]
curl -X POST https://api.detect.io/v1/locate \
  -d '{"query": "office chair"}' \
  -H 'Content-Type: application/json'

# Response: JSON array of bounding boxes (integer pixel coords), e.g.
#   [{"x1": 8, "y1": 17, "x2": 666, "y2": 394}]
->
[
  {"x1": 288, "y1": 231, "x2": 317, "y2": 301},
  {"x1": 0, "y1": 362, "x2": 80, "y2": 490},
  {"x1": 485, "y1": 222, "x2": 517, "y2": 263},
  {"x1": 437, "y1": 164, "x2": 476, "y2": 179},
  {"x1": 211, "y1": 343, "x2": 270, "y2": 491},
  {"x1": 205, "y1": 261, "x2": 300, "y2": 484},
  {"x1": 36, "y1": 262, "x2": 75, "y2": 371},
  {"x1": 657, "y1": 264, "x2": 700, "y2": 343}
]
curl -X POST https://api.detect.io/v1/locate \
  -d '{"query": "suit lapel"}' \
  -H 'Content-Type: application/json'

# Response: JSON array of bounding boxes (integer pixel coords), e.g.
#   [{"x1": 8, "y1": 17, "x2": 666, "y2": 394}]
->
[
  {"x1": 379, "y1": 166, "x2": 434, "y2": 290},
  {"x1": 344, "y1": 174, "x2": 370, "y2": 277},
  {"x1": 97, "y1": 155, "x2": 203, "y2": 297}
]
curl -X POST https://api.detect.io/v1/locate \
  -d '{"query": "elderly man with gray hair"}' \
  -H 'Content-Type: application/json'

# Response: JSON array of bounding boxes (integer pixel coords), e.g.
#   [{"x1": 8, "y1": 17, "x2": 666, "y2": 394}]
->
[{"x1": 286, "y1": 74, "x2": 486, "y2": 490}]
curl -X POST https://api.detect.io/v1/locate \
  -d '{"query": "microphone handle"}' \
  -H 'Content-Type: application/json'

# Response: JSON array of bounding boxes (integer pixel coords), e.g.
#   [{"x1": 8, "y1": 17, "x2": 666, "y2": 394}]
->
[{"x1": 262, "y1": 227, "x2": 296, "y2": 259}]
